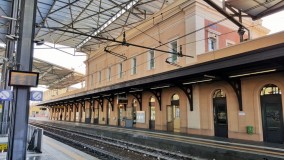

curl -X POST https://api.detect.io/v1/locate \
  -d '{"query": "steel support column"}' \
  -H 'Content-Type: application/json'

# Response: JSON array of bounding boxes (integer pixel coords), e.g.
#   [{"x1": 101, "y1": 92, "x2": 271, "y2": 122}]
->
[
  {"x1": 7, "y1": 0, "x2": 37, "y2": 159},
  {"x1": 0, "y1": 0, "x2": 19, "y2": 135}
]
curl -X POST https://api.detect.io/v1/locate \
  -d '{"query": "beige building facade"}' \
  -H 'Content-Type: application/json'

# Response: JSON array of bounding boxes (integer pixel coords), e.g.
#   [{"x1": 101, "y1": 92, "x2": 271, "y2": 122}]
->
[{"x1": 43, "y1": 0, "x2": 284, "y2": 144}]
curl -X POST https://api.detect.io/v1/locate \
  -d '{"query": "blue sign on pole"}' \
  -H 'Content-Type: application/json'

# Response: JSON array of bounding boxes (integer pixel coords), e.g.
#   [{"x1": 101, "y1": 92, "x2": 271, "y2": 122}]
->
[
  {"x1": 30, "y1": 91, "x2": 43, "y2": 101},
  {"x1": 0, "y1": 90, "x2": 13, "y2": 101}
]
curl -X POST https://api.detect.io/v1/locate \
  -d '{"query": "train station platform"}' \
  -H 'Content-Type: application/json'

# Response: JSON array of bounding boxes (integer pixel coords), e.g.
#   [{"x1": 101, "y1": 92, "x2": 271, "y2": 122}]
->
[{"x1": 0, "y1": 135, "x2": 97, "y2": 160}]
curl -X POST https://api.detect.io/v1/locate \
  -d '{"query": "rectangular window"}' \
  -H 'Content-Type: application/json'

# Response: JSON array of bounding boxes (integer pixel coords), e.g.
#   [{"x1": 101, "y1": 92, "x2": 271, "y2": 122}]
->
[
  {"x1": 131, "y1": 57, "x2": 137, "y2": 75},
  {"x1": 107, "y1": 67, "x2": 111, "y2": 81},
  {"x1": 148, "y1": 50, "x2": 155, "y2": 70},
  {"x1": 170, "y1": 41, "x2": 178, "y2": 63},
  {"x1": 90, "y1": 74, "x2": 94, "y2": 87},
  {"x1": 98, "y1": 71, "x2": 101, "y2": 83},
  {"x1": 208, "y1": 37, "x2": 217, "y2": 51},
  {"x1": 118, "y1": 63, "x2": 123, "y2": 78}
]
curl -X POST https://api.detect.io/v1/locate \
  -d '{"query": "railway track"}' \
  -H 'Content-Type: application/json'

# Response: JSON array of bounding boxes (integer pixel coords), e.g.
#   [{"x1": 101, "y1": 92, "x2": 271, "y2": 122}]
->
[{"x1": 30, "y1": 122, "x2": 201, "y2": 160}]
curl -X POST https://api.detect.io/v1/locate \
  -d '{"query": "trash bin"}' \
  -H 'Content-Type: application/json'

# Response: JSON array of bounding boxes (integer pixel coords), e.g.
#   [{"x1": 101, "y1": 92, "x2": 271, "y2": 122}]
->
[
  {"x1": 125, "y1": 119, "x2": 133, "y2": 128},
  {"x1": 246, "y1": 126, "x2": 253, "y2": 135}
]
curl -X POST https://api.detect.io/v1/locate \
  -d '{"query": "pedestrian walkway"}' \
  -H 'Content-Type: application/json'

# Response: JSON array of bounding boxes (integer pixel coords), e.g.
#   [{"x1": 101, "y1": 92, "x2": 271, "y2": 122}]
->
[{"x1": 0, "y1": 136, "x2": 98, "y2": 160}]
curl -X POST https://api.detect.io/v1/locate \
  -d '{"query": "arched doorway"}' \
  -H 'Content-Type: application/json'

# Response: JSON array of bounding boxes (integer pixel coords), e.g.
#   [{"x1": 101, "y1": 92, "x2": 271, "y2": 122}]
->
[
  {"x1": 260, "y1": 84, "x2": 283, "y2": 143},
  {"x1": 213, "y1": 89, "x2": 228, "y2": 138},
  {"x1": 107, "y1": 102, "x2": 111, "y2": 125},
  {"x1": 118, "y1": 104, "x2": 124, "y2": 126},
  {"x1": 132, "y1": 99, "x2": 137, "y2": 127},
  {"x1": 149, "y1": 97, "x2": 156, "y2": 130},
  {"x1": 93, "y1": 102, "x2": 99, "y2": 124},
  {"x1": 167, "y1": 94, "x2": 180, "y2": 132}
]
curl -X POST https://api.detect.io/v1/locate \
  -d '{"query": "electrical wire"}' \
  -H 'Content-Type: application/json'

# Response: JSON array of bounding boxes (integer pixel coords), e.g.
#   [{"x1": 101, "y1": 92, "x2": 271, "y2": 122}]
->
[
  {"x1": 64, "y1": 22, "x2": 262, "y2": 89},
  {"x1": 48, "y1": 1, "x2": 268, "y2": 89}
]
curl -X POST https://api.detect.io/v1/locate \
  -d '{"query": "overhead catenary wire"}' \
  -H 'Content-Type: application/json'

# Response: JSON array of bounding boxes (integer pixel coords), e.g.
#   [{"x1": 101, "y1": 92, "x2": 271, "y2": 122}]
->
[{"x1": 61, "y1": 22, "x2": 261, "y2": 89}]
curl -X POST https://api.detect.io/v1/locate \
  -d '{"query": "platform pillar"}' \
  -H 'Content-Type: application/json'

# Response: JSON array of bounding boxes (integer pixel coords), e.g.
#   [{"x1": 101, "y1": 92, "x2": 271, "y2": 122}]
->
[{"x1": 7, "y1": 0, "x2": 37, "y2": 159}]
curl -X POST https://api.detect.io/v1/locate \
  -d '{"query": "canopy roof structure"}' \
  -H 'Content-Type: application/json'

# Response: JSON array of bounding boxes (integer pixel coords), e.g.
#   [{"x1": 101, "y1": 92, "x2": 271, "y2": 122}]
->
[
  {"x1": 33, "y1": 57, "x2": 84, "y2": 89},
  {"x1": 34, "y1": 0, "x2": 174, "y2": 52},
  {"x1": 225, "y1": 0, "x2": 284, "y2": 20}
]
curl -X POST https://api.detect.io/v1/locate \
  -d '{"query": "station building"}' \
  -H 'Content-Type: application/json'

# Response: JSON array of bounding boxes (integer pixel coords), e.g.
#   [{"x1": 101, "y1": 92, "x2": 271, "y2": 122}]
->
[{"x1": 40, "y1": 1, "x2": 284, "y2": 144}]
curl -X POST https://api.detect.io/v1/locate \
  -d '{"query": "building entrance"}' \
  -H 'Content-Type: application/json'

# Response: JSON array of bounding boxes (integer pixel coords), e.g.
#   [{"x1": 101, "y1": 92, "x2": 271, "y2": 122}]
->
[
  {"x1": 149, "y1": 97, "x2": 155, "y2": 130},
  {"x1": 213, "y1": 89, "x2": 228, "y2": 138},
  {"x1": 167, "y1": 94, "x2": 180, "y2": 132},
  {"x1": 261, "y1": 84, "x2": 283, "y2": 143}
]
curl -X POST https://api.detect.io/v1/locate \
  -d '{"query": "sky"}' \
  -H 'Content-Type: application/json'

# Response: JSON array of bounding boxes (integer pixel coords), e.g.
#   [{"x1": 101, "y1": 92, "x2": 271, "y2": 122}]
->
[
  {"x1": 262, "y1": 10, "x2": 284, "y2": 34},
  {"x1": 34, "y1": 44, "x2": 86, "y2": 74}
]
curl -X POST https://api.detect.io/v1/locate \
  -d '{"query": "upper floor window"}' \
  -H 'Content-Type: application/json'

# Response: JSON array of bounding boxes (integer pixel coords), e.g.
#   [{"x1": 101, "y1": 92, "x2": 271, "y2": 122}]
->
[
  {"x1": 107, "y1": 67, "x2": 111, "y2": 81},
  {"x1": 170, "y1": 41, "x2": 178, "y2": 63},
  {"x1": 208, "y1": 37, "x2": 217, "y2": 51},
  {"x1": 118, "y1": 63, "x2": 123, "y2": 78},
  {"x1": 207, "y1": 30, "x2": 219, "y2": 52},
  {"x1": 98, "y1": 71, "x2": 102, "y2": 83},
  {"x1": 148, "y1": 50, "x2": 155, "y2": 70},
  {"x1": 131, "y1": 57, "x2": 137, "y2": 75},
  {"x1": 90, "y1": 74, "x2": 94, "y2": 87}
]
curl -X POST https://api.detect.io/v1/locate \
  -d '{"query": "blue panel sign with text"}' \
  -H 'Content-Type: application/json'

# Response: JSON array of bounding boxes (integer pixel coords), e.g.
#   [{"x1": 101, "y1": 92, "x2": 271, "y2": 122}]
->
[
  {"x1": 30, "y1": 91, "x2": 43, "y2": 101},
  {"x1": 0, "y1": 90, "x2": 13, "y2": 101}
]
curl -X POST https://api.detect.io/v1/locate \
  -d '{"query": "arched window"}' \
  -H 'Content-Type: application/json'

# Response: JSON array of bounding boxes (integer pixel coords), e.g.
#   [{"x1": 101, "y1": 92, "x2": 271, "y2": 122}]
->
[
  {"x1": 171, "y1": 94, "x2": 180, "y2": 118},
  {"x1": 149, "y1": 97, "x2": 155, "y2": 121},
  {"x1": 261, "y1": 84, "x2": 281, "y2": 95},
  {"x1": 131, "y1": 99, "x2": 137, "y2": 123},
  {"x1": 213, "y1": 89, "x2": 226, "y2": 98}
]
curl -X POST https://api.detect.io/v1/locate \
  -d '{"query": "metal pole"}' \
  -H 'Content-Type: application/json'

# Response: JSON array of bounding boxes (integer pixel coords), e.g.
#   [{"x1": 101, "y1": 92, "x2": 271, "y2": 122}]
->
[
  {"x1": 7, "y1": 0, "x2": 37, "y2": 159},
  {"x1": 0, "y1": 0, "x2": 19, "y2": 135}
]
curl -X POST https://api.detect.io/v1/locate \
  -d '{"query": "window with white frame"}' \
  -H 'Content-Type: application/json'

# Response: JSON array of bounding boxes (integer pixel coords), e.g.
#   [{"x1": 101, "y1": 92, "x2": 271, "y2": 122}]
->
[
  {"x1": 208, "y1": 37, "x2": 217, "y2": 51},
  {"x1": 107, "y1": 67, "x2": 111, "y2": 81},
  {"x1": 170, "y1": 41, "x2": 178, "y2": 63},
  {"x1": 98, "y1": 71, "x2": 102, "y2": 83},
  {"x1": 118, "y1": 63, "x2": 123, "y2": 78},
  {"x1": 131, "y1": 57, "x2": 137, "y2": 75},
  {"x1": 148, "y1": 50, "x2": 155, "y2": 70},
  {"x1": 207, "y1": 30, "x2": 219, "y2": 51}
]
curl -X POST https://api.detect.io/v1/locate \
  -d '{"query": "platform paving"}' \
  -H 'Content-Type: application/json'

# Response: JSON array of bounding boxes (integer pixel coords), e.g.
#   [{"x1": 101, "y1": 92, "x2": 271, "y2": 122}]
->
[{"x1": 0, "y1": 136, "x2": 98, "y2": 160}]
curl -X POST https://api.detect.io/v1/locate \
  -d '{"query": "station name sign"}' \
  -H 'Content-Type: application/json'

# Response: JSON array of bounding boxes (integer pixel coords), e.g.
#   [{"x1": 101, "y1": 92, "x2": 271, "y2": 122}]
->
[{"x1": 8, "y1": 70, "x2": 39, "y2": 87}]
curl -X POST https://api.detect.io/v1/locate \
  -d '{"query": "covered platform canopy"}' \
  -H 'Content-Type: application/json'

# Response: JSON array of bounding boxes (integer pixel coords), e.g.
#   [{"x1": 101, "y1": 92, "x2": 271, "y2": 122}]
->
[
  {"x1": 225, "y1": 0, "x2": 284, "y2": 20},
  {"x1": 0, "y1": 49, "x2": 84, "y2": 89},
  {"x1": 34, "y1": 0, "x2": 175, "y2": 53},
  {"x1": 33, "y1": 57, "x2": 84, "y2": 89},
  {"x1": 1, "y1": 0, "x2": 284, "y2": 49}
]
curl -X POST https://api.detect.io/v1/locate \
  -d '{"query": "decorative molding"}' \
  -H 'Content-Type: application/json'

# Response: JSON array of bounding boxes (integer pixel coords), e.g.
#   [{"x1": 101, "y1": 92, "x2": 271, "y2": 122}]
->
[
  {"x1": 105, "y1": 94, "x2": 114, "y2": 111},
  {"x1": 95, "y1": 97, "x2": 104, "y2": 112},
  {"x1": 224, "y1": 78, "x2": 243, "y2": 111},
  {"x1": 148, "y1": 89, "x2": 162, "y2": 111},
  {"x1": 128, "y1": 91, "x2": 143, "y2": 111},
  {"x1": 176, "y1": 84, "x2": 194, "y2": 111}
]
